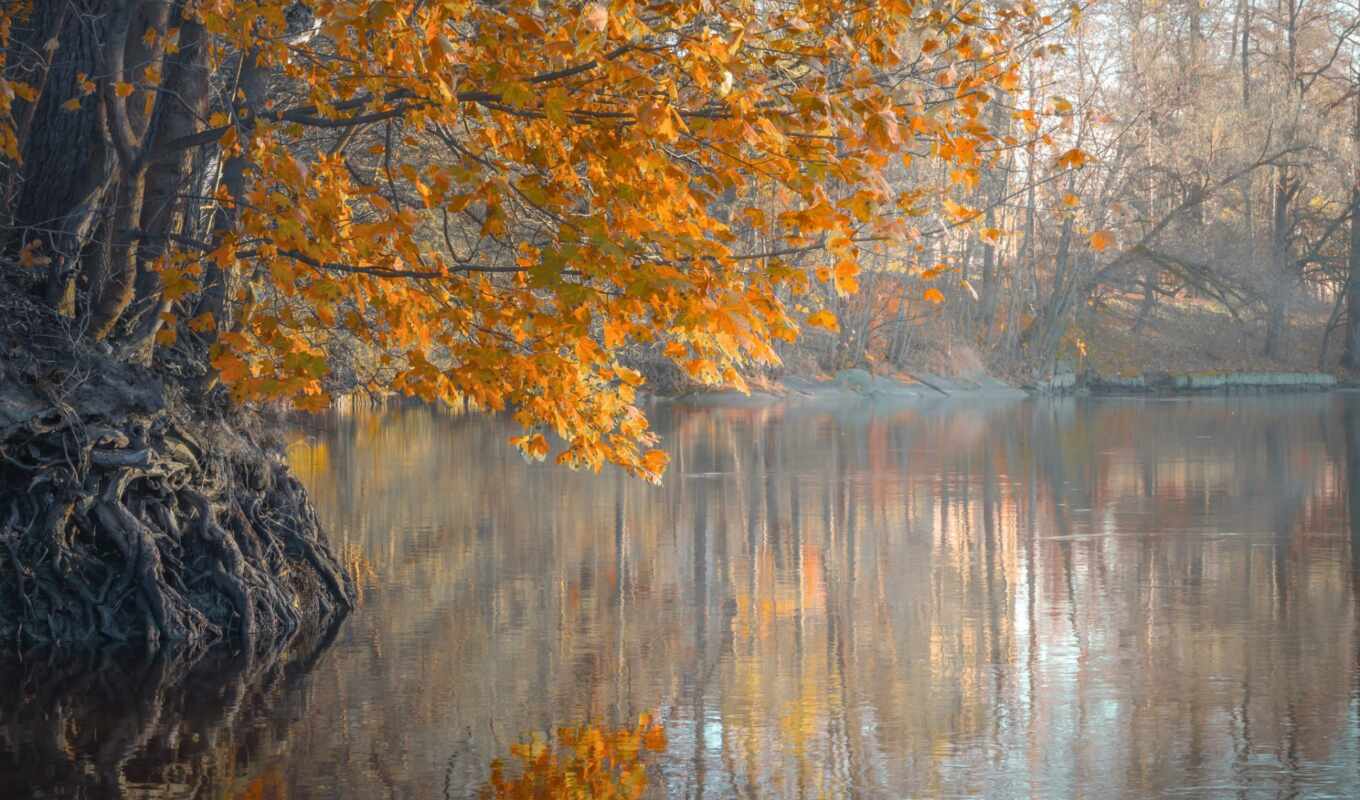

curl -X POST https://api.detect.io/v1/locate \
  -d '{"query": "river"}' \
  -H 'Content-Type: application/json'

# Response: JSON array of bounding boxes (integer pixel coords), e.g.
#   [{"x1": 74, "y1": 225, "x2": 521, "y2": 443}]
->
[{"x1": 5, "y1": 394, "x2": 1360, "y2": 798}]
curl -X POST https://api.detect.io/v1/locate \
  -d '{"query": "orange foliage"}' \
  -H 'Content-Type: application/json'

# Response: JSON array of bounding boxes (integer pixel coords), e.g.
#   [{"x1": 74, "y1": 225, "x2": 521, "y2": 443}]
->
[
  {"x1": 4, "y1": 0, "x2": 1049, "y2": 479},
  {"x1": 479, "y1": 715, "x2": 667, "y2": 800}
]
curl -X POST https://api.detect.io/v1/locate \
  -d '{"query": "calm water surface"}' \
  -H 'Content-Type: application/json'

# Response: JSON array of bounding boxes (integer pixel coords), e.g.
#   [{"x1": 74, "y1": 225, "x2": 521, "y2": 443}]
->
[{"x1": 6, "y1": 395, "x2": 1360, "y2": 798}]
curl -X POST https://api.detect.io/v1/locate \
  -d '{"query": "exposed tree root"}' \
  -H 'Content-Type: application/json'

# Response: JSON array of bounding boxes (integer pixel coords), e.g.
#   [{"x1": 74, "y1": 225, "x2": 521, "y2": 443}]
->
[{"x1": 0, "y1": 302, "x2": 354, "y2": 647}]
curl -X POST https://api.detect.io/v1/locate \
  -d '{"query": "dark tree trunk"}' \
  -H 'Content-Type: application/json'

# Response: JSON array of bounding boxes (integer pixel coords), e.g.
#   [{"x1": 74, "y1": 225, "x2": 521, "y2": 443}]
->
[
  {"x1": 0, "y1": 1, "x2": 354, "y2": 648},
  {"x1": 5, "y1": 3, "x2": 116, "y2": 315},
  {"x1": 1132, "y1": 273, "x2": 1158, "y2": 335}
]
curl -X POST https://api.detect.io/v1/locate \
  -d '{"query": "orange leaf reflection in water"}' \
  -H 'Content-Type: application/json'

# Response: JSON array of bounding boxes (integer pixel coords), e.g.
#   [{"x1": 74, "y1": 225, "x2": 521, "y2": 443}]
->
[{"x1": 479, "y1": 714, "x2": 667, "y2": 800}]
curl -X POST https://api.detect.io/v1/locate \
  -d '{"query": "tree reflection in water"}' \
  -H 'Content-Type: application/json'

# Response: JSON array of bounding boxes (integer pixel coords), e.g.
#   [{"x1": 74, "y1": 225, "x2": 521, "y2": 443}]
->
[
  {"x1": 477, "y1": 715, "x2": 666, "y2": 800},
  {"x1": 0, "y1": 620, "x2": 342, "y2": 799},
  {"x1": 10, "y1": 395, "x2": 1360, "y2": 798}
]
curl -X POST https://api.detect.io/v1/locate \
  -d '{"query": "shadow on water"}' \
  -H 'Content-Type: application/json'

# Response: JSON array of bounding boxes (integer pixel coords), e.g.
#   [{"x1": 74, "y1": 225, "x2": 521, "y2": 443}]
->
[{"x1": 0, "y1": 619, "x2": 343, "y2": 799}]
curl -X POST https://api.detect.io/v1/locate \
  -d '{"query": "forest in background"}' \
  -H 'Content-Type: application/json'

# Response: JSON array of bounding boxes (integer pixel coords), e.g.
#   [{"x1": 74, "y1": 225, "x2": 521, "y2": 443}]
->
[{"x1": 782, "y1": 0, "x2": 1360, "y2": 384}]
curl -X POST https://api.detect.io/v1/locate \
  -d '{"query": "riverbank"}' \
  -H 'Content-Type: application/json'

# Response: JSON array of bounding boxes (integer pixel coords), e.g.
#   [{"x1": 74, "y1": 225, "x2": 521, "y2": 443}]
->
[
  {"x1": 659, "y1": 369, "x2": 1026, "y2": 406},
  {"x1": 659, "y1": 367, "x2": 1349, "y2": 405}
]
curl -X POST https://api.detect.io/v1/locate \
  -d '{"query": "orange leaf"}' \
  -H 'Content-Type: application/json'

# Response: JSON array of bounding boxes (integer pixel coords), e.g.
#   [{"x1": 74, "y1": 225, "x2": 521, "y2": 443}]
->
[
  {"x1": 942, "y1": 198, "x2": 976, "y2": 222},
  {"x1": 212, "y1": 352, "x2": 250, "y2": 383},
  {"x1": 833, "y1": 259, "x2": 859, "y2": 295},
  {"x1": 1056, "y1": 148, "x2": 1088, "y2": 170},
  {"x1": 188, "y1": 312, "x2": 217, "y2": 333},
  {"x1": 1089, "y1": 230, "x2": 1115, "y2": 252},
  {"x1": 805, "y1": 310, "x2": 840, "y2": 332}
]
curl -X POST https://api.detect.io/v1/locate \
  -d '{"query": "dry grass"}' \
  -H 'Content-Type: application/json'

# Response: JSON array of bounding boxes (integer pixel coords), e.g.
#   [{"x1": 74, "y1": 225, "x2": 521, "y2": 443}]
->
[{"x1": 1078, "y1": 294, "x2": 1336, "y2": 377}]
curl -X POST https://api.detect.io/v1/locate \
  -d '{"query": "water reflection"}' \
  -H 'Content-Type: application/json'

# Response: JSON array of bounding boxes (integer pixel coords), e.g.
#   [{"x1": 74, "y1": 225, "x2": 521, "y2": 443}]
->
[
  {"x1": 287, "y1": 396, "x2": 1360, "y2": 799},
  {"x1": 6, "y1": 394, "x2": 1360, "y2": 798},
  {"x1": 0, "y1": 622, "x2": 343, "y2": 799},
  {"x1": 478, "y1": 715, "x2": 666, "y2": 799}
]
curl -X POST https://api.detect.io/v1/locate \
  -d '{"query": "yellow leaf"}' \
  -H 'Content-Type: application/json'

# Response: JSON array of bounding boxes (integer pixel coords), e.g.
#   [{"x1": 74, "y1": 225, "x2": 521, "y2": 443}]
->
[
  {"x1": 640, "y1": 449, "x2": 669, "y2": 482},
  {"x1": 522, "y1": 433, "x2": 550, "y2": 460},
  {"x1": 1062, "y1": 192, "x2": 1079, "y2": 207},
  {"x1": 805, "y1": 309, "x2": 840, "y2": 332},
  {"x1": 61, "y1": 97, "x2": 82, "y2": 112},
  {"x1": 114, "y1": 81, "x2": 134, "y2": 98},
  {"x1": 942, "y1": 197, "x2": 976, "y2": 222},
  {"x1": 833, "y1": 259, "x2": 859, "y2": 295},
  {"x1": 12, "y1": 82, "x2": 38, "y2": 102}
]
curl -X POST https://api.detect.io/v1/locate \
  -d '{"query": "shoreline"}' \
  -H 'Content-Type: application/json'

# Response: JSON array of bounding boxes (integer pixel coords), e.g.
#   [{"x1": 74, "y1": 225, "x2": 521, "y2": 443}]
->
[{"x1": 654, "y1": 369, "x2": 1350, "y2": 406}]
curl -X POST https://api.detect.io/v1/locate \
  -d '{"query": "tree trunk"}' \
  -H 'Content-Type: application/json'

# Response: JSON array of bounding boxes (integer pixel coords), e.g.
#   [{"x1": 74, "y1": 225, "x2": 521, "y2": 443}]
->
[
  {"x1": 979, "y1": 204, "x2": 999, "y2": 336},
  {"x1": 1343, "y1": 82, "x2": 1360, "y2": 370},
  {"x1": 1264, "y1": 168, "x2": 1296, "y2": 359},
  {"x1": 126, "y1": 16, "x2": 212, "y2": 354},
  {"x1": 1342, "y1": 188, "x2": 1360, "y2": 369},
  {"x1": 0, "y1": 1, "x2": 354, "y2": 648},
  {"x1": 6, "y1": 3, "x2": 116, "y2": 315},
  {"x1": 1132, "y1": 274, "x2": 1158, "y2": 335}
]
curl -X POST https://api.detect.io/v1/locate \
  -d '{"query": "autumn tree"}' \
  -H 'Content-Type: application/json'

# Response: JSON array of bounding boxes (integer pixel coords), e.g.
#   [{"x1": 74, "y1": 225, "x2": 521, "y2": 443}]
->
[
  {"x1": 0, "y1": 0, "x2": 1049, "y2": 645},
  {"x1": 875, "y1": 0, "x2": 1360, "y2": 382}
]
